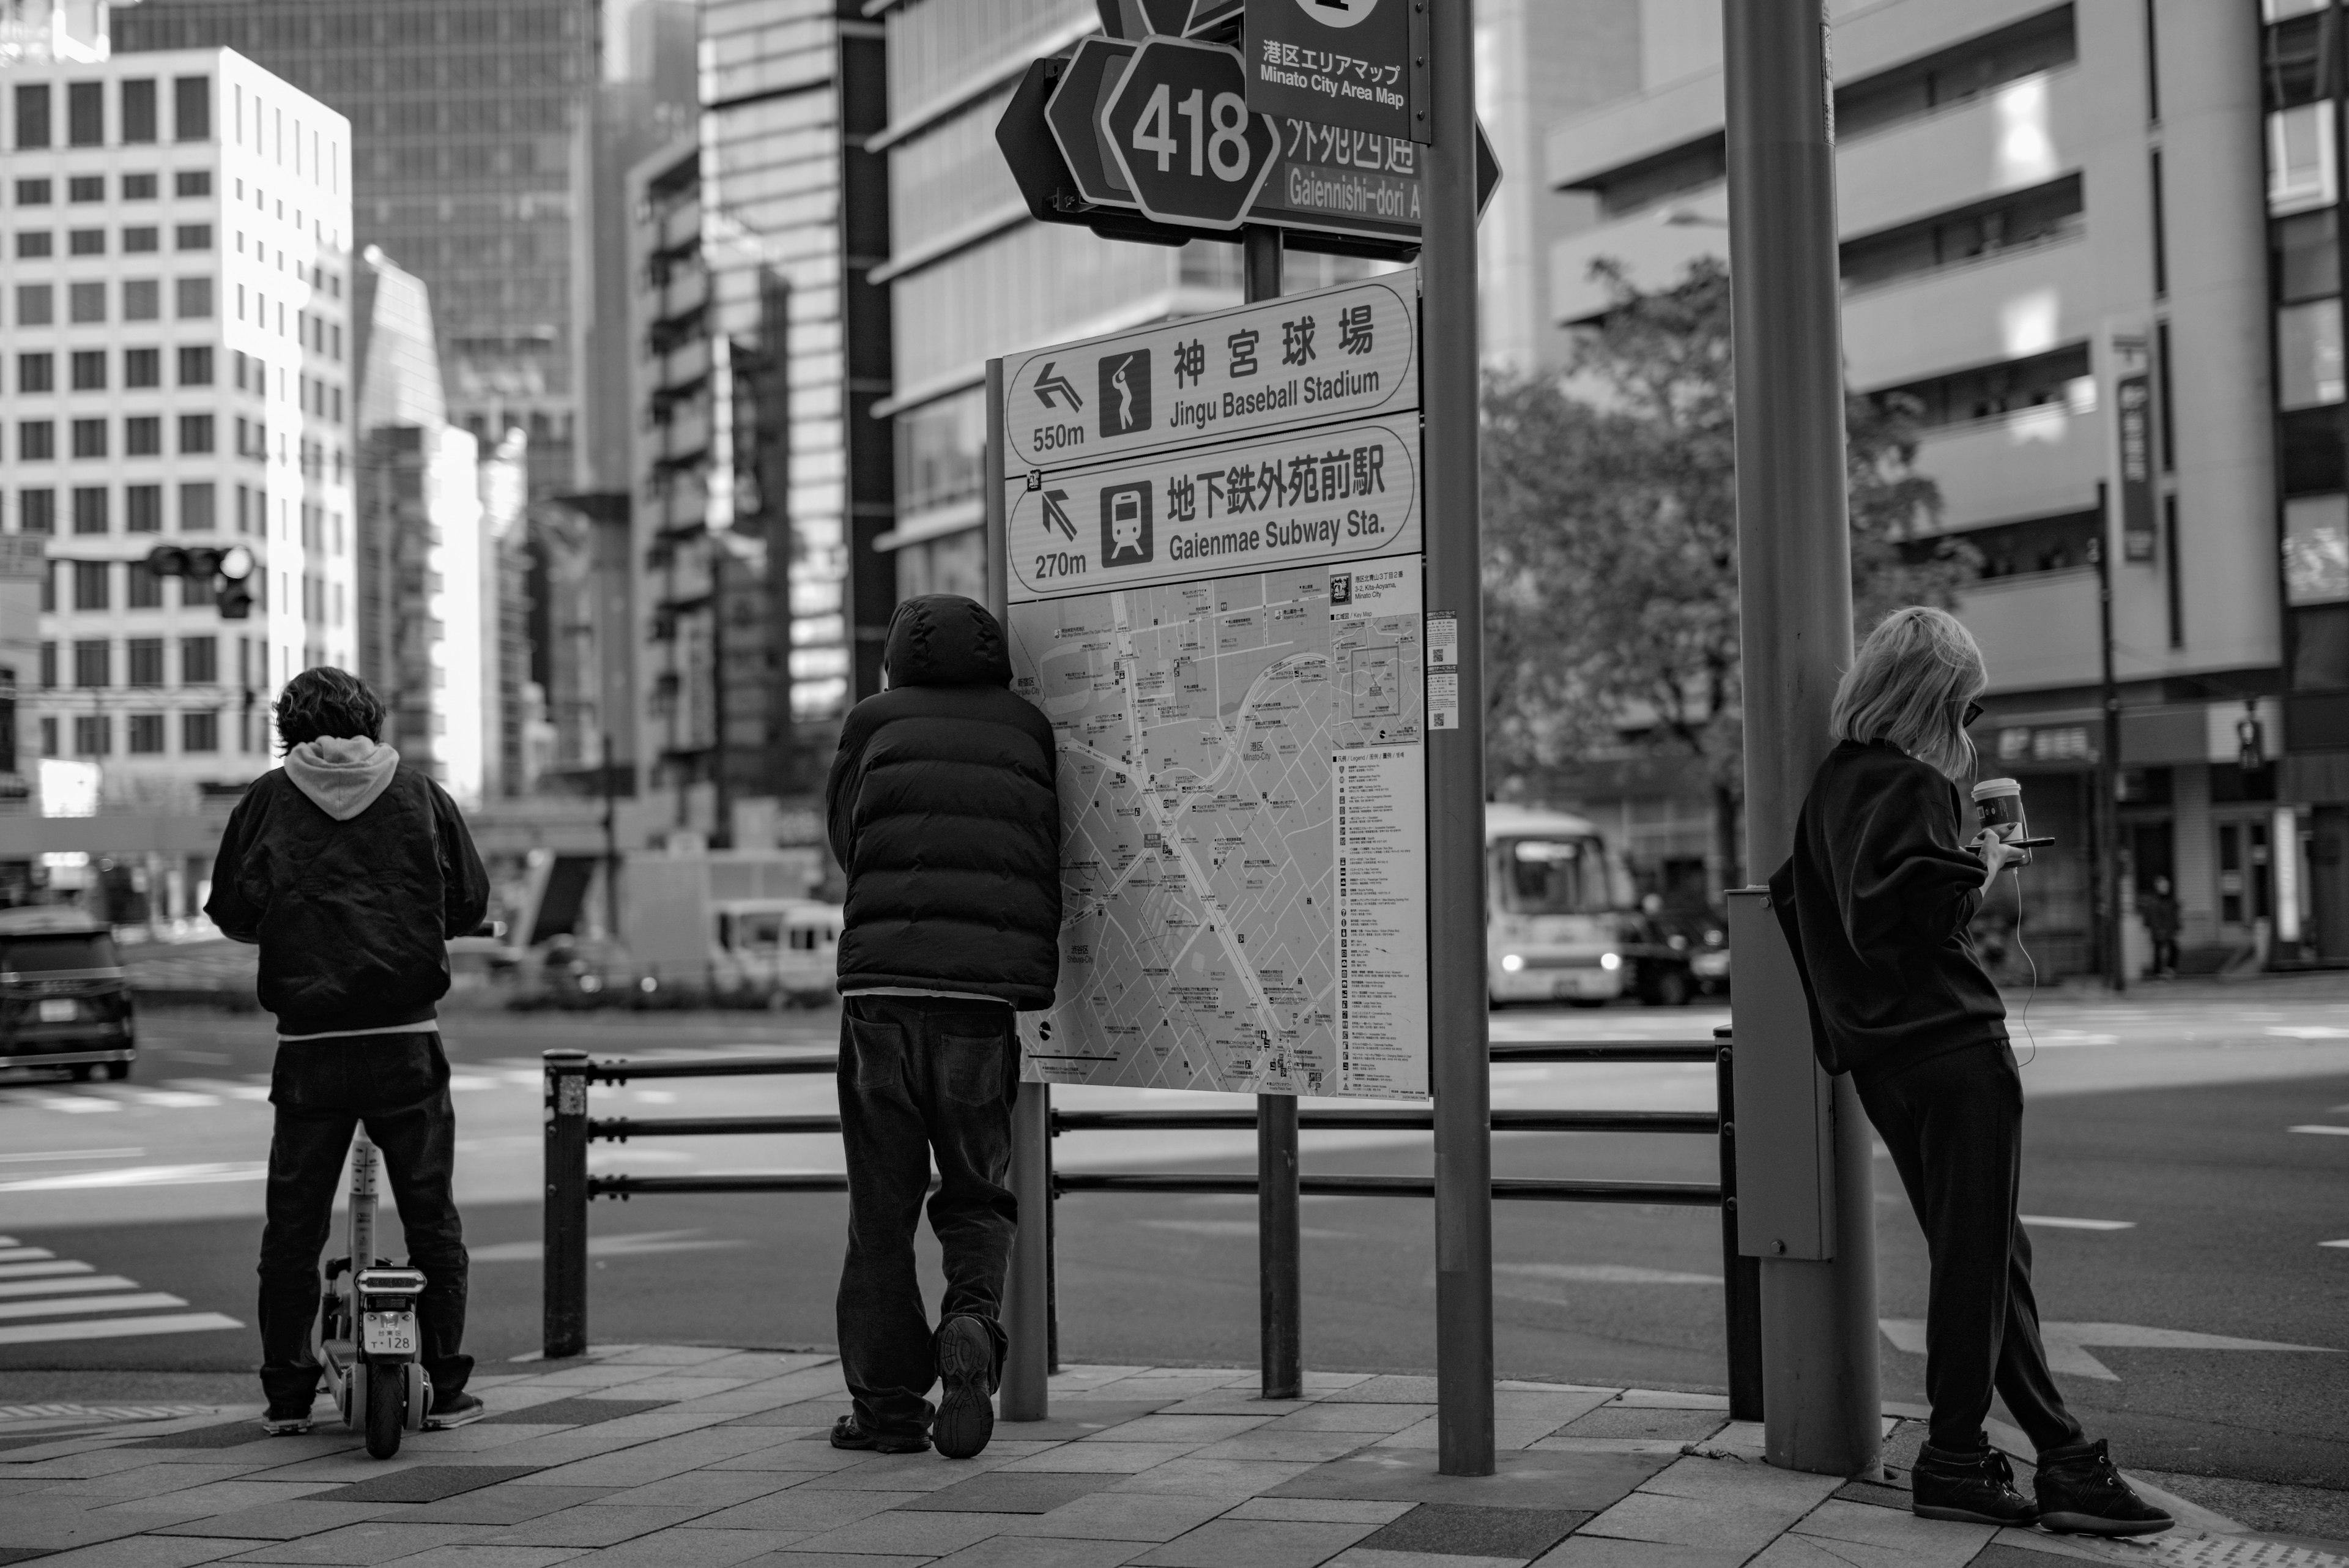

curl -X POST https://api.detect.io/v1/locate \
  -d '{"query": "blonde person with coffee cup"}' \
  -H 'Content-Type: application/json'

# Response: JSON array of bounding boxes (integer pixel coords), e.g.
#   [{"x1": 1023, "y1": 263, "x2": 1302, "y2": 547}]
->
[{"x1": 1764, "y1": 607, "x2": 2170, "y2": 1538}]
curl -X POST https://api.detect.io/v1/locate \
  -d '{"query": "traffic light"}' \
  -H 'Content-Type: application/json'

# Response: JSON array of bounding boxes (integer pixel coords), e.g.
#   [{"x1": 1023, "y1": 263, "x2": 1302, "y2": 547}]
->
[{"x1": 143, "y1": 543, "x2": 255, "y2": 619}]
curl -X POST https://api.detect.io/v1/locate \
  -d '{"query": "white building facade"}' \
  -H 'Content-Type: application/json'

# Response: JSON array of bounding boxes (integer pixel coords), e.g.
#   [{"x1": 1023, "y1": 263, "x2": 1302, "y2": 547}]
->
[{"x1": 4, "y1": 47, "x2": 354, "y2": 809}]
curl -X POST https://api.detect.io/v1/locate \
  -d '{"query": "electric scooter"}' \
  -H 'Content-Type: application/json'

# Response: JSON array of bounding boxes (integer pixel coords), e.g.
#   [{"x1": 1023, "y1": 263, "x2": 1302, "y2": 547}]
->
[{"x1": 312, "y1": 1129, "x2": 432, "y2": 1458}]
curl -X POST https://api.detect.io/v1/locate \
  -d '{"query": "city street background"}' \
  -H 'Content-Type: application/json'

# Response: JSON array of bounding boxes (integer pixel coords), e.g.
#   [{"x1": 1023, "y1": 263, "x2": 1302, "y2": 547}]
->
[{"x1": 1, "y1": 984, "x2": 2342, "y2": 1522}]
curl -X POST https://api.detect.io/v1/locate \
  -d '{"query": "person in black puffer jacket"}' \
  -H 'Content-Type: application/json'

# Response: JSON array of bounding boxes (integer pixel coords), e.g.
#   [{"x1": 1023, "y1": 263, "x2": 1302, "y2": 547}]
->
[
  {"x1": 1772, "y1": 609, "x2": 2169, "y2": 1539},
  {"x1": 824, "y1": 593, "x2": 1060, "y2": 1462},
  {"x1": 206, "y1": 667, "x2": 491, "y2": 1436}
]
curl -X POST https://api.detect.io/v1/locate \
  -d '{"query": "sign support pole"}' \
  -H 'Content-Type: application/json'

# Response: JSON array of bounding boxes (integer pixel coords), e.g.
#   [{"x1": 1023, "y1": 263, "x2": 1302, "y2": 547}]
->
[
  {"x1": 1241, "y1": 225, "x2": 1305, "y2": 1406},
  {"x1": 993, "y1": 356, "x2": 1052, "y2": 1425},
  {"x1": 1722, "y1": 0, "x2": 1881, "y2": 1478},
  {"x1": 1421, "y1": 0, "x2": 1494, "y2": 1480}
]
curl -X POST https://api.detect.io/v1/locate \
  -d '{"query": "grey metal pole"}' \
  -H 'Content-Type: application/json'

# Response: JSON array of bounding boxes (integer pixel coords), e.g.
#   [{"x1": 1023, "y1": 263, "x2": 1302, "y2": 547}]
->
[
  {"x1": 1716, "y1": 1033, "x2": 1763, "y2": 1419},
  {"x1": 2093, "y1": 513, "x2": 2124, "y2": 993},
  {"x1": 1421, "y1": 0, "x2": 1495, "y2": 1479},
  {"x1": 988, "y1": 354, "x2": 1053, "y2": 1422},
  {"x1": 1241, "y1": 224, "x2": 1305, "y2": 1403},
  {"x1": 543, "y1": 1049, "x2": 590, "y2": 1359},
  {"x1": 1721, "y1": 0, "x2": 1882, "y2": 1477}
]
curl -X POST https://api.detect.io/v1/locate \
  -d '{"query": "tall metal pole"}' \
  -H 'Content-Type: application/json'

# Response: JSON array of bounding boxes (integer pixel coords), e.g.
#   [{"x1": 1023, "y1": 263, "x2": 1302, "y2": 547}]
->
[
  {"x1": 2093, "y1": 500, "x2": 2123, "y2": 993},
  {"x1": 1242, "y1": 225, "x2": 1304, "y2": 1403},
  {"x1": 990, "y1": 357, "x2": 1052, "y2": 1423},
  {"x1": 1422, "y1": 0, "x2": 1494, "y2": 1479},
  {"x1": 1722, "y1": 0, "x2": 1882, "y2": 1478},
  {"x1": 601, "y1": 732, "x2": 621, "y2": 942}
]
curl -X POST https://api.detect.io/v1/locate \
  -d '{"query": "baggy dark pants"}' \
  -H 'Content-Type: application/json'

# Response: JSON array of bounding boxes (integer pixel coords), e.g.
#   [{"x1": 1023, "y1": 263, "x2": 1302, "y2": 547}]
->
[
  {"x1": 1855, "y1": 1041, "x2": 2084, "y2": 1455},
  {"x1": 258, "y1": 1033, "x2": 471, "y2": 1410},
  {"x1": 836, "y1": 995, "x2": 1019, "y2": 1438}
]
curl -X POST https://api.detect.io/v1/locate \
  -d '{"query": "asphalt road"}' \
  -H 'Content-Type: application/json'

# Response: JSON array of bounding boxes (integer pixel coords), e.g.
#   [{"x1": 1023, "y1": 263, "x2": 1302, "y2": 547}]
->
[{"x1": 1, "y1": 987, "x2": 2344, "y2": 1498}]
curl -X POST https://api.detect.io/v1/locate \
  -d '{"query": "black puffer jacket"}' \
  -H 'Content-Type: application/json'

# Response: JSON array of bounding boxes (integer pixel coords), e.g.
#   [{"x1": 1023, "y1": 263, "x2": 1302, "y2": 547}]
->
[
  {"x1": 206, "y1": 767, "x2": 489, "y2": 1037},
  {"x1": 827, "y1": 595, "x2": 1062, "y2": 1009}
]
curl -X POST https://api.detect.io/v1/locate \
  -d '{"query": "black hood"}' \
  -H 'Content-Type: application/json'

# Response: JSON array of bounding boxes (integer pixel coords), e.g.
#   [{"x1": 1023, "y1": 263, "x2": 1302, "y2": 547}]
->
[{"x1": 883, "y1": 594, "x2": 1011, "y2": 688}]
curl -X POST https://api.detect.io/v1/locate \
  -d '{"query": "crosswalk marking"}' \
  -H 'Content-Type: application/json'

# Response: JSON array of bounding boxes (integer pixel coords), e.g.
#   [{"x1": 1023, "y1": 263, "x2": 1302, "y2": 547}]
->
[
  {"x1": 0, "y1": 1313, "x2": 240, "y2": 1346},
  {"x1": 0, "y1": 1248, "x2": 58, "y2": 1263},
  {"x1": 0, "y1": 1261, "x2": 94, "y2": 1280},
  {"x1": 0, "y1": 1293, "x2": 187, "y2": 1322},
  {"x1": 2288, "y1": 1125, "x2": 2349, "y2": 1137},
  {"x1": 2021, "y1": 1215, "x2": 2136, "y2": 1231},
  {"x1": 0, "y1": 1275, "x2": 139, "y2": 1298}
]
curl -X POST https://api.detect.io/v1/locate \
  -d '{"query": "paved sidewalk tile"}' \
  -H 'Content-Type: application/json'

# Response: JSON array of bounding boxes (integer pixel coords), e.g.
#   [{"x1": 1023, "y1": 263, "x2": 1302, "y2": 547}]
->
[
  {"x1": 477, "y1": 1503, "x2": 710, "y2": 1547},
  {"x1": 398, "y1": 1486, "x2": 618, "y2": 1526},
  {"x1": 1130, "y1": 1517, "x2": 1381, "y2": 1567},
  {"x1": 702, "y1": 1442, "x2": 861, "y2": 1474},
  {"x1": 225, "y1": 1522, "x2": 496, "y2": 1564},
  {"x1": 1104, "y1": 1458, "x2": 1319, "y2": 1498},
  {"x1": 555, "y1": 1525, "x2": 809, "y2": 1568},
  {"x1": 925, "y1": 1537, "x2": 1150, "y2": 1568},
  {"x1": 769, "y1": 1506, "x2": 1003, "y2": 1558},
  {"x1": 1271, "y1": 1405, "x2": 1426, "y2": 1435},
  {"x1": 682, "y1": 1485, "x2": 921, "y2": 1533},
  {"x1": 0, "y1": 1537, "x2": 274, "y2": 1568},
  {"x1": 1556, "y1": 1410, "x2": 1727, "y2": 1444},
  {"x1": 1635, "y1": 1455, "x2": 1842, "y2": 1512},
  {"x1": 1353, "y1": 1503, "x2": 1587, "y2": 1559},
  {"x1": 1326, "y1": 1550, "x2": 1531, "y2": 1568},
  {"x1": 1078, "y1": 1414, "x2": 1271, "y2": 1444},
  {"x1": 1190, "y1": 1429, "x2": 1374, "y2": 1464},
  {"x1": 1579, "y1": 1490, "x2": 1802, "y2": 1556},
  {"x1": 792, "y1": 1456, "x2": 1017, "y2": 1493},
  {"x1": 1324, "y1": 1377, "x2": 1441, "y2": 1406},
  {"x1": 994, "y1": 1492, "x2": 1233, "y2": 1542},
  {"x1": 579, "y1": 1470, "x2": 795, "y2": 1509},
  {"x1": 1224, "y1": 1499, "x2": 1416, "y2": 1525},
  {"x1": 31, "y1": 1462, "x2": 273, "y2": 1501},
  {"x1": 1790, "y1": 1497, "x2": 1992, "y2": 1566},
  {"x1": 1267, "y1": 1448, "x2": 1668, "y2": 1513},
  {"x1": 999, "y1": 1441, "x2": 1210, "y2": 1474},
  {"x1": 1602, "y1": 1392, "x2": 1729, "y2": 1412},
  {"x1": 149, "y1": 1503, "x2": 397, "y2": 1541},
  {"x1": 300, "y1": 1468, "x2": 544, "y2": 1506},
  {"x1": 346, "y1": 1547, "x2": 587, "y2": 1568},
  {"x1": 898, "y1": 1472, "x2": 1104, "y2": 1514},
  {"x1": 1494, "y1": 1391, "x2": 1617, "y2": 1428},
  {"x1": 478, "y1": 1397, "x2": 673, "y2": 1428},
  {"x1": 993, "y1": 1405, "x2": 1174, "y2": 1440},
  {"x1": 1531, "y1": 1539, "x2": 1749, "y2": 1567}
]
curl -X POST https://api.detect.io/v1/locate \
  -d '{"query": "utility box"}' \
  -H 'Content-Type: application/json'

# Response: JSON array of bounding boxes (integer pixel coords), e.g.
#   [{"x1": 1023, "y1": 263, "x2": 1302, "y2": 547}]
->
[{"x1": 1727, "y1": 886, "x2": 1836, "y2": 1261}]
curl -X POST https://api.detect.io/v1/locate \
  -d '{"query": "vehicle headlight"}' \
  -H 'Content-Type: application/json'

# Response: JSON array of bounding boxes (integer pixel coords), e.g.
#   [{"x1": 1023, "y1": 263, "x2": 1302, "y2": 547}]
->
[
  {"x1": 1599, "y1": 952, "x2": 1622, "y2": 971},
  {"x1": 1500, "y1": 954, "x2": 1524, "y2": 973}
]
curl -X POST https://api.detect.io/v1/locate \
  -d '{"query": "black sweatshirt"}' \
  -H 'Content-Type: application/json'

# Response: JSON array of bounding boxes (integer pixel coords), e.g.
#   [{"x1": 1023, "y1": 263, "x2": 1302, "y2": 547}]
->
[{"x1": 1766, "y1": 739, "x2": 2006, "y2": 1080}]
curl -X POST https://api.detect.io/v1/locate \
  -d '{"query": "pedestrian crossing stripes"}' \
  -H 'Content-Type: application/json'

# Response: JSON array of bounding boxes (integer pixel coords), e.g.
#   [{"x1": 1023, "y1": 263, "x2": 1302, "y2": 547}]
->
[{"x1": 0, "y1": 1235, "x2": 239, "y2": 1347}]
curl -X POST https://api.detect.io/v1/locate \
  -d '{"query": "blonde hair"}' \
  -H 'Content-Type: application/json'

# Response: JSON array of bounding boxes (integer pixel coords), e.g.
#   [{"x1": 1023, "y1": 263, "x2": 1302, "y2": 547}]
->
[{"x1": 1830, "y1": 607, "x2": 1987, "y2": 781}]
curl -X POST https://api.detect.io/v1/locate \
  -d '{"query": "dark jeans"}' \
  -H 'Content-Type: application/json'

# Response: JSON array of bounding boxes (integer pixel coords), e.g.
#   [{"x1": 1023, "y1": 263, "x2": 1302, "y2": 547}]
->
[
  {"x1": 1855, "y1": 1041, "x2": 2084, "y2": 1455},
  {"x1": 258, "y1": 1032, "x2": 470, "y2": 1409},
  {"x1": 836, "y1": 995, "x2": 1020, "y2": 1437}
]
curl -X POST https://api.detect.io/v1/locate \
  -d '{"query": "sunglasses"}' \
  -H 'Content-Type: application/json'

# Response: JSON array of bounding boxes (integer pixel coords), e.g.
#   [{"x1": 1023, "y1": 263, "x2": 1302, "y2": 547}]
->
[{"x1": 1962, "y1": 701, "x2": 1984, "y2": 727}]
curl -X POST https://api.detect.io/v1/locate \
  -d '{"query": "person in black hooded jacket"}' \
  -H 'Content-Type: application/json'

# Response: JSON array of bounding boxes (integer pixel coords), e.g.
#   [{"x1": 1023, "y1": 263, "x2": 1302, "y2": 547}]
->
[
  {"x1": 823, "y1": 593, "x2": 1060, "y2": 1461},
  {"x1": 1772, "y1": 608, "x2": 2168, "y2": 1538}
]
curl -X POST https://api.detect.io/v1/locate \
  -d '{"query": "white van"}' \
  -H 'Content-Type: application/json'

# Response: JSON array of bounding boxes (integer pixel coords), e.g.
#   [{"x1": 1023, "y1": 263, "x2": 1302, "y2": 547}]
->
[{"x1": 1485, "y1": 803, "x2": 1692, "y2": 1007}]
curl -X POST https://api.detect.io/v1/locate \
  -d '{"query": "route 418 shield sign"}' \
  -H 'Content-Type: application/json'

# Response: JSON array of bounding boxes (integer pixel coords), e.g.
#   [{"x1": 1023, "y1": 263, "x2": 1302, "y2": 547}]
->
[{"x1": 1102, "y1": 36, "x2": 1280, "y2": 231}]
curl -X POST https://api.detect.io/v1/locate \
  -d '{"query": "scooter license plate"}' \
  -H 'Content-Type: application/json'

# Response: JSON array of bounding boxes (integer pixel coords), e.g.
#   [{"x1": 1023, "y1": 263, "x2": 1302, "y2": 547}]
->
[{"x1": 361, "y1": 1311, "x2": 418, "y2": 1356}]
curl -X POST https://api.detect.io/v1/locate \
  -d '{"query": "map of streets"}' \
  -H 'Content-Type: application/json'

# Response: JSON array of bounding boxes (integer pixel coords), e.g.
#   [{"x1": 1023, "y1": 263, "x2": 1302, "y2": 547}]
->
[{"x1": 1009, "y1": 563, "x2": 1428, "y2": 1098}]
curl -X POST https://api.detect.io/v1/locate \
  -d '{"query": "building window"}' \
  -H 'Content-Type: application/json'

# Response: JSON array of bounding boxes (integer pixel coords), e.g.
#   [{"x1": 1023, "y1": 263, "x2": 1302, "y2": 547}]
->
[
  {"x1": 179, "y1": 414, "x2": 214, "y2": 453},
  {"x1": 175, "y1": 276, "x2": 212, "y2": 318},
  {"x1": 73, "y1": 562, "x2": 108, "y2": 610},
  {"x1": 177, "y1": 345, "x2": 212, "y2": 385},
  {"x1": 39, "y1": 716, "x2": 57, "y2": 756},
  {"x1": 15, "y1": 83, "x2": 50, "y2": 150},
  {"x1": 125, "y1": 417, "x2": 161, "y2": 456},
  {"x1": 67, "y1": 227, "x2": 103, "y2": 256},
  {"x1": 180, "y1": 481, "x2": 215, "y2": 532},
  {"x1": 127, "y1": 559, "x2": 164, "y2": 609},
  {"x1": 17, "y1": 283, "x2": 51, "y2": 325},
  {"x1": 66, "y1": 81, "x2": 102, "y2": 147},
  {"x1": 174, "y1": 223, "x2": 212, "y2": 251},
  {"x1": 12, "y1": 180, "x2": 50, "y2": 210},
  {"x1": 122, "y1": 172, "x2": 157, "y2": 201},
  {"x1": 72, "y1": 486, "x2": 108, "y2": 533},
  {"x1": 69, "y1": 350, "x2": 105, "y2": 392},
  {"x1": 18, "y1": 420, "x2": 53, "y2": 460},
  {"x1": 2279, "y1": 299, "x2": 2343, "y2": 410},
  {"x1": 174, "y1": 169, "x2": 211, "y2": 198},
  {"x1": 17, "y1": 352, "x2": 51, "y2": 393},
  {"x1": 73, "y1": 715, "x2": 109, "y2": 756},
  {"x1": 126, "y1": 483, "x2": 162, "y2": 530},
  {"x1": 68, "y1": 281, "x2": 105, "y2": 323},
  {"x1": 15, "y1": 229, "x2": 50, "y2": 258},
  {"x1": 123, "y1": 279, "x2": 160, "y2": 320},
  {"x1": 182, "y1": 636, "x2": 217, "y2": 685},
  {"x1": 19, "y1": 489, "x2": 54, "y2": 533},
  {"x1": 70, "y1": 418, "x2": 106, "y2": 458},
  {"x1": 66, "y1": 174, "x2": 102, "y2": 203},
  {"x1": 121, "y1": 79, "x2": 157, "y2": 144},
  {"x1": 124, "y1": 347, "x2": 159, "y2": 387},
  {"x1": 127, "y1": 713, "x2": 165, "y2": 754},
  {"x1": 173, "y1": 76, "x2": 209, "y2": 143},
  {"x1": 39, "y1": 644, "x2": 55, "y2": 688},
  {"x1": 182, "y1": 710, "x2": 217, "y2": 752},
  {"x1": 127, "y1": 639, "x2": 165, "y2": 686},
  {"x1": 123, "y1": 225, "x2": 158, "y2": 253}
]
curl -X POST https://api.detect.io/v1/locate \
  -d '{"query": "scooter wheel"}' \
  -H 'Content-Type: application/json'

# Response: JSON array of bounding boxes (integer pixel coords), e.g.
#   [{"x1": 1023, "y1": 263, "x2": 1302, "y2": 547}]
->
[{"x1": 364, "y1": 1363, "x2": 404, "y2": 1458}]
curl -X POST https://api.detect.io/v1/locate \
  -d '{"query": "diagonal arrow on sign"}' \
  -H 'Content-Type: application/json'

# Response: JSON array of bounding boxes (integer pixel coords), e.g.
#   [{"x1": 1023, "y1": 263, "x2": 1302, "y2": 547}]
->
[{"x1": 1880, "y1": 1320, "x2": 2340, "y2": 1382}]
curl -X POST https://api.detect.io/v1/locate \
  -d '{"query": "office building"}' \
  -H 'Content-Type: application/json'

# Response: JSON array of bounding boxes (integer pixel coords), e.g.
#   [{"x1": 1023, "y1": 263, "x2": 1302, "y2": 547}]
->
[
  {"x1": 4, "y1": 49, "x2": 354, "y2": 809},
  {"x1": 1542, "y1": 0, "x2": 2349, "y2": 969},
  {"x1": 115, "y1": 0, "x2": 599, "y2": 497}
]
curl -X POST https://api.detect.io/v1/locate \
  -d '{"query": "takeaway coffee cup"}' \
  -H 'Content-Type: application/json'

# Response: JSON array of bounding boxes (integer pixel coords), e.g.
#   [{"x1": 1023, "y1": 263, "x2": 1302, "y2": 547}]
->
[{"x1": 1971, "y1": 777, "x2": 2032, "y2": 867}]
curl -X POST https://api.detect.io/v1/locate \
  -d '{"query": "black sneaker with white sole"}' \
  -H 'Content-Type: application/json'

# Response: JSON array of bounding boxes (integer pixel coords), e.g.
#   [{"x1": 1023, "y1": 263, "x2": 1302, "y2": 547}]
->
[
  {"x1": 260, "y1": 1402, "x2": 314, "y2": 1436},
  {"x1": 1911, "y1": 1441, "x2": 2040, "y2": 1527},
  {"x1": 830, "y1": 1413, "x2": 931, "y2": 1454},
  {"x1": 2034, "y1": 1439, "x2": 2174, "y2": 1536},
  {"x1": 424, "y1": 1391, "x2": 486, "y2": 1430},
  {"x1": 930, "y1": 1314, "x2": 996, "y2": 1460}
]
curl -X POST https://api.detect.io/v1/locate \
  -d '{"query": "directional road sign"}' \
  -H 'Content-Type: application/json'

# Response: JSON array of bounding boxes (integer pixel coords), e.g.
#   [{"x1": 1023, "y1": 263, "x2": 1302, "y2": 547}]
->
[
  {"x1": 1001, "y1": 275, "x2": 1417, "y2": 470},
  {"x1": 1247, "y1": 0, "x2": 1424, "y2": 143},
  {"x1": 1047, "y1": 37, "x2": 1140, "y2": 208},
  {"x1": 1102, "y1": 36, "x2": 1280, "y2": 231}
]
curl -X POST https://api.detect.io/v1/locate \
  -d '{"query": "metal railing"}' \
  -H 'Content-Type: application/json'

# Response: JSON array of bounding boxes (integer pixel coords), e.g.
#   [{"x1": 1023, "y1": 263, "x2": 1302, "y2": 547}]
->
[{"x1": 540, "y1": 1034, "x2": 1764, "y2": 1415}]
